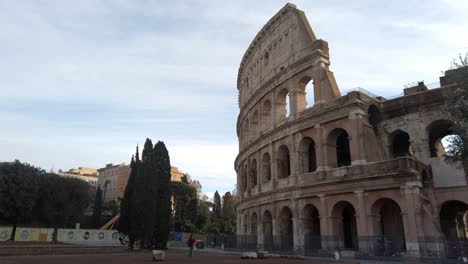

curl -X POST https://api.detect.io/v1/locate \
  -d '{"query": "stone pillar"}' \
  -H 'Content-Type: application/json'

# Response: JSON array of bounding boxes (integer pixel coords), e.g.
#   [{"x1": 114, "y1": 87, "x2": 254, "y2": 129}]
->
[
  {"x1": 293, "y1": 217, "x2": 304, "y2": 254},
  {"x1": 256, "y1": 151, "x2": 261, "y2": 193},
  {"x1": 401, "y1": 185, "x2": 422, "y2": 257},
  {"x1": 270, "y1": 143, "x2": 278, "y2": 189},
  {"x1": 349, "y1": 112, "x2": 367, "y2": 165},
  {"x1": 257, "y1": 208, "x2": 263, "y2": 250},
  {"x1": 318, "y1": 194, "x2": 330, "y2": 249},
  {"x1": 355, "y1": 190, "x2": 369, "y2": 252}
]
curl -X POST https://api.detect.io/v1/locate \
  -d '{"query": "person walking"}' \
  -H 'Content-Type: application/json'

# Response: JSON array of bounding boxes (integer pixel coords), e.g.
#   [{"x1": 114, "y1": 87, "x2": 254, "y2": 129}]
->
[{"x1": 187, "y1": 234, "x2": 195, "y2": 257}]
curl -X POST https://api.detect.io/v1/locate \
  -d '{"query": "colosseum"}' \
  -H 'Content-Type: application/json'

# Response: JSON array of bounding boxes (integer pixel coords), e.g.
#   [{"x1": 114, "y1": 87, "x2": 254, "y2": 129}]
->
[{"x1": 234, "y1": 3, "x2": 468, "y2": 260}]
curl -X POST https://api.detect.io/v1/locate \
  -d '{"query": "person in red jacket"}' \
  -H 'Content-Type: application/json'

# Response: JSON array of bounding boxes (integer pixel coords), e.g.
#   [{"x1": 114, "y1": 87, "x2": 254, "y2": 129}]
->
[{"x1": 187, "y1": 234, "x2": 196, "y2": 257}]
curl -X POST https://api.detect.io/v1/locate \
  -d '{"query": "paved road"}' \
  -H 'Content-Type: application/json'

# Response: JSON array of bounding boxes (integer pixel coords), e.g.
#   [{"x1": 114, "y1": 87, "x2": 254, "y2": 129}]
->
[{"x1": 0, "y1": 251, "x2": 351, "y2": 264}]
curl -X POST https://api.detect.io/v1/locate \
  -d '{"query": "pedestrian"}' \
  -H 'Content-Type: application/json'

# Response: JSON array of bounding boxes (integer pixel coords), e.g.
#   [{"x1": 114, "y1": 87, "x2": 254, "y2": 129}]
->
[{"x1": 187, "y1": 234, "x2": 195, "y2": 257}]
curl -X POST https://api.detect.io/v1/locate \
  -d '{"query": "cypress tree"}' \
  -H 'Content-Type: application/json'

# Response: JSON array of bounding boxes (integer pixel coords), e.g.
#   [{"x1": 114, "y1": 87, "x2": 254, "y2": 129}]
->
[
  {"x1": 118, "y1": 147, "x2": 139, "y2": 248},
  {"x1": 213, "y1": 191, "x2": 221, "y2": 219},
  {"x1": 153, "y1": 141, "x2": 172, "y2": 249}
]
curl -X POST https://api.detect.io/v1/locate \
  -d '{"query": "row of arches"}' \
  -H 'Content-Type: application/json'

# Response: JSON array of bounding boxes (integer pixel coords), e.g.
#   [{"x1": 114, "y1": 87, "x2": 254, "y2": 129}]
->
[
  {"x1": 240, "y1": 128, "x2": 351, "y2": 192},
  {"x1": 245, "y1": 198, "x2": 406, "y2": 253},
  {"x1": 244, "y1": 199, "x2": 468, "y2": 257},
  {"x1": 239, "y1": 76, "x2": 316, "y2": 147}
]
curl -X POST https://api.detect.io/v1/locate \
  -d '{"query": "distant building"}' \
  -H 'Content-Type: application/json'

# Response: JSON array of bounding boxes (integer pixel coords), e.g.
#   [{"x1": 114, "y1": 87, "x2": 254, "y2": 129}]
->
[
  {"x1": 97, "y1": 164, "x2": 184, "y2": 203},
  {"x1": 58, "y1": 167, "x2": 99, "y2": 187},
  {"x1": 170, "y1": 166, "x2": 183, "y2": 182},
  {"x1": 97, "y1": 163, "x2": 130, "y2": 203}
]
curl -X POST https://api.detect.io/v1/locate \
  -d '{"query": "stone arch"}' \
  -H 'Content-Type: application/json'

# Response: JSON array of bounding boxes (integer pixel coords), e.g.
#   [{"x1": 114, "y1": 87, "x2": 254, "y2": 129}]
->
[
  {"x1": 389, "y1": 129, "x2": 413, "y2": 158},
  {"x1": 370, "y1": 198, "x2": 406, "y2": 254},
  {"x1": 277, "y1": 145, "x2": 291, "y2": 179},
  {"x1": 327, "y1": 128, "x2": 351, "y2": 168},
  {"x1": 276, "y1": 88, "x2": 290, "y2": 123},
  {"x1": 249, "y1": 159, "x2": 257, "y2": 188},
  {"x1": 263, "y1": 210, "x2": 273, "y2": 250},
  {"x1": 439, "y1": 200, "x2": 468, "y2": 259},
  {"x1": 262, "y1": 152, "x2": 272, "y2": 183},
  {"x1": 262, "y1": 100, "x2": 272, "y2": 131},
  {"x1": 439, "y1": 200, "x2": 468, "y2": 240},
  {"x1": 298, "y1": 137, "x2": 317, "y2": 173},
  {"x1": 426, "y1": 119, "x2": 458, "y2": 158},
  {"x1": 279, "y1": 206, "x2": 294, "y2": 251},
  {"x1": 242, "y1": 163, "x2": 248, "y2": 193},
  {"x1": 244, "y1": 118, "x2": 250, "y2": 144},
  {"x1": 331, "y1": 201, "x2": 358, "y2": 250},
  {"x1": 251, "y1": 110, "x2": 259, "y2": 139},
  {"x1": 297, "y1": 75, "x2": 315, "y2": 112},
  {"x1": 368, "y1": 104, "x2": 381, "y2": 132},
  {"x1": 251, "y1": 212, "x2": 258, "y2": 236},
  {"x1": 303, "y1": 204, "x2": 321, "y2": 250},
  {"x1": 243, "y1": 213, "x2": 249, "y2": 235}
]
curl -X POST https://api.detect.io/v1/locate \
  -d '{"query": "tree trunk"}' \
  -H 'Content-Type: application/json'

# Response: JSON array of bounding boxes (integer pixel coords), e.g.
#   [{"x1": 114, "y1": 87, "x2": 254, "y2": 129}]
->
[{"x1": 10, "y1": 222, "x2": 17, "y2": 241}]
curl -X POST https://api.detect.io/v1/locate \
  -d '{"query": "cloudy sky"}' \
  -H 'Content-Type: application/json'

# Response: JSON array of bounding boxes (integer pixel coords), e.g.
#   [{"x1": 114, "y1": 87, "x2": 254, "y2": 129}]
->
[{"x1": 0, "y1": 0, "x2": 467, "y2": 197}]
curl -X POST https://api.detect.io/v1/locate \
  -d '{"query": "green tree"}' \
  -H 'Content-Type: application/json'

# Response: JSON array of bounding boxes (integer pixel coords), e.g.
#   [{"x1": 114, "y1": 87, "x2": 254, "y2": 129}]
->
[
  {"x1": 92, "y1": 186, "x2": 103, "y2": 228},
  {"x1": 117, "y1": 148, "x2": 139, "y2": 248},
  {"x1": 152, "y1": 141, "x2": 172, "y2": 249},
  {"x1": 445, "y1": 53, "x2": 468, "y2": 171},
  {"x1": 0, "y1": 161, "x2": 41, "y2": 240},
  {"x1": 170, "y1": 181, "x2": 198, "y2": 232},
  {"x1": 213, "y1": 191, "x2": 221, "y2": 219},
  {"x1": 195, "y1": 200, "x2": 211, "y2": 231},
  {"x1": 181, "y1": 173, "x2": 189, "y2": 184},
  {"x1": 221, "y1": 192, "x2": 236, "y2": 234}
]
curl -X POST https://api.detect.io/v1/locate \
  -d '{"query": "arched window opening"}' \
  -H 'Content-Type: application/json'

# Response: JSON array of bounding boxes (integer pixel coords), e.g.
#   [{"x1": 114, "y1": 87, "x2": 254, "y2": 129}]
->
[
  {"x1": 303, "y1": 205, "x2": 321, "y2": 251},
  {"x1": 262, "y1": 153, "x2": 272, "y2": 183},
  {"x1": 263, "y1": 211, "x2": 273, "y2": 250},
  {"x1": 427, "y1": 120, "x2": 461, "y2": 158},
  {"x1": 337, "y1": 132, "x2": 351, "y2": 167},
  {"x1": 244, "y1": 119, "x2": 250, "y2": 144},
  {"x1": 242, "y1": 164, "x2": 248, "y2": 193},
  {"x1": 279, "y1": 207, "x2": 294, "y2": 251},
  {"x1": 262, "y1": 100, "x2": 272, "y2": 131},
  {"x1": 298, "y1": 137, "x2": 317, "y2": 173},
  {"x1": 276, "y1": 89, "x2": 289, "y2": 123},
  {"x1": 264, "y1": 52, "x2": 269, "y2": 66},
  {"x1": 371, "y1": 198, "x2": 406, "y2": 255},
  {"x1": 368, "y1": 105, "x2": 381, "y2": 132},
  {"x1": 297, "y1": 76, "x2": 315, "y2": 112},
  {"x1": 327, "y1": 129, "x2": 352, "y2": 168},
  {"x1": 249, "y1": 159, "x2": 257, "y2": 188},
  {"x1": 251, "y1": 213, "x2": 258, "y2": 236},
  {"x1": 332, "y1": 201, "x2": 358, "y2": 250},
  {"x1": 439, "y1": 201, "x2": 468, "y2": 259},
  {"x1": 391, "y1": 130, "x2": 413, "y2": 158},
  {"x1": 277, "y1": 145, "x2": 291, "y2": 179},
  {"x1": 286, "y1": 93, "x2": 290, "y2": 118},
  {"x1": 252, "y1": 110, "x2": 259, "y2": 139},
  {"x1": 243, "y1": 214, "x2": 249, "y2": 235}
]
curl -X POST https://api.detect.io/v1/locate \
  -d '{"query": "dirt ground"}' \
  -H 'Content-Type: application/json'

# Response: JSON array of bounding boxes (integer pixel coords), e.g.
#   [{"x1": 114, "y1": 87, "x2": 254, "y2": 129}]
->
[{"x1": 0, "y1": 251, "x2": 345, "y2": 264}]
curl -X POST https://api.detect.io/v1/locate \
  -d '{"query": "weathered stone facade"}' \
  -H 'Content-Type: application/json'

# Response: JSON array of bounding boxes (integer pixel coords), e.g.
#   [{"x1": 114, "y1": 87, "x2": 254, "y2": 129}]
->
[{"x1": 235, "y1": 3, "x2": 468, "y2": 258}]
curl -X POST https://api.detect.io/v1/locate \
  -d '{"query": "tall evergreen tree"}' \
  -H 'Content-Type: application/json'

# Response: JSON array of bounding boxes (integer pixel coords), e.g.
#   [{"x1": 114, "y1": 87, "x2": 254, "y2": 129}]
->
[
  {"x1": 153, "y1": 141, "x2": 172, "y2": 249},
  {"x1": 213, "y1": 191, "x2": 221, "y2": 219},
  {"x1": 92, "y1": 186, "x2": 103, "y2": 228},
  {"x1": 118, "y1": 147, "x2": 139, "y2": 248}
]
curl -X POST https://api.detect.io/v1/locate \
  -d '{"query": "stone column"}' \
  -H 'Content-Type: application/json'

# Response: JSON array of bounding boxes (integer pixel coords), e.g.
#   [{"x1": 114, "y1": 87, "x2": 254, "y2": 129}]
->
[
  {"x1": 355, "y1": 190, "x2": 369, "y2": 252},
  {"x1": 257, "y1": 207, "x2": 263, "y2": 250},
  {"x1": 318, "y1": 194, "x2": 330, "y2": 249},
  {"x1": 349, "y1": 112, "x2": 367, "y2": 165},
  {"x1": 401, "y1": 185, "x2": 422, "y2": 257},
  {"x1": 293, "y1": 217, "x2": 304, "y2": 254}
]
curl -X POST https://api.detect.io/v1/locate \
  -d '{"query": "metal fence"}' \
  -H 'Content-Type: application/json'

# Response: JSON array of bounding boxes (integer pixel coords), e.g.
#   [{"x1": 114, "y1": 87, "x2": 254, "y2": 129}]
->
[{"x1": 205, "y1": 235, "x2": 468, "y2": 262}]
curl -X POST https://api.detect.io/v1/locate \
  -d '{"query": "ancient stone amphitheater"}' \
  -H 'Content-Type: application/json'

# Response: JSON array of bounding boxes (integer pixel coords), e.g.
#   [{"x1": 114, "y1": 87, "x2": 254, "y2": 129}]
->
[{"x1": 234, "y1": 3, "x2": 468, "y2": 259}]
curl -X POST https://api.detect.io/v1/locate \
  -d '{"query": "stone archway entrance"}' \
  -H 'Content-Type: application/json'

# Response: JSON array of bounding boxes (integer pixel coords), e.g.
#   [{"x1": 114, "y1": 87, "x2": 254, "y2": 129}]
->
[
  {"x1": 440, "y1": 201, "x2": 468, "y2": 259},
  {"x1": 303, "y1": 204, "x2": 321, "y2": 254},
  {"x1": 371, "y1": 198, "x2": 406, "y2": 255},
  {"x1": 279, "y1": 207, "x2": 294, "y2": 252},
  {"x1": 263, "y1": 211, "x2": 273, "y2": 250},
  {"x1": 332, "y1": 201, "x2": 358, "y2": 250}
]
